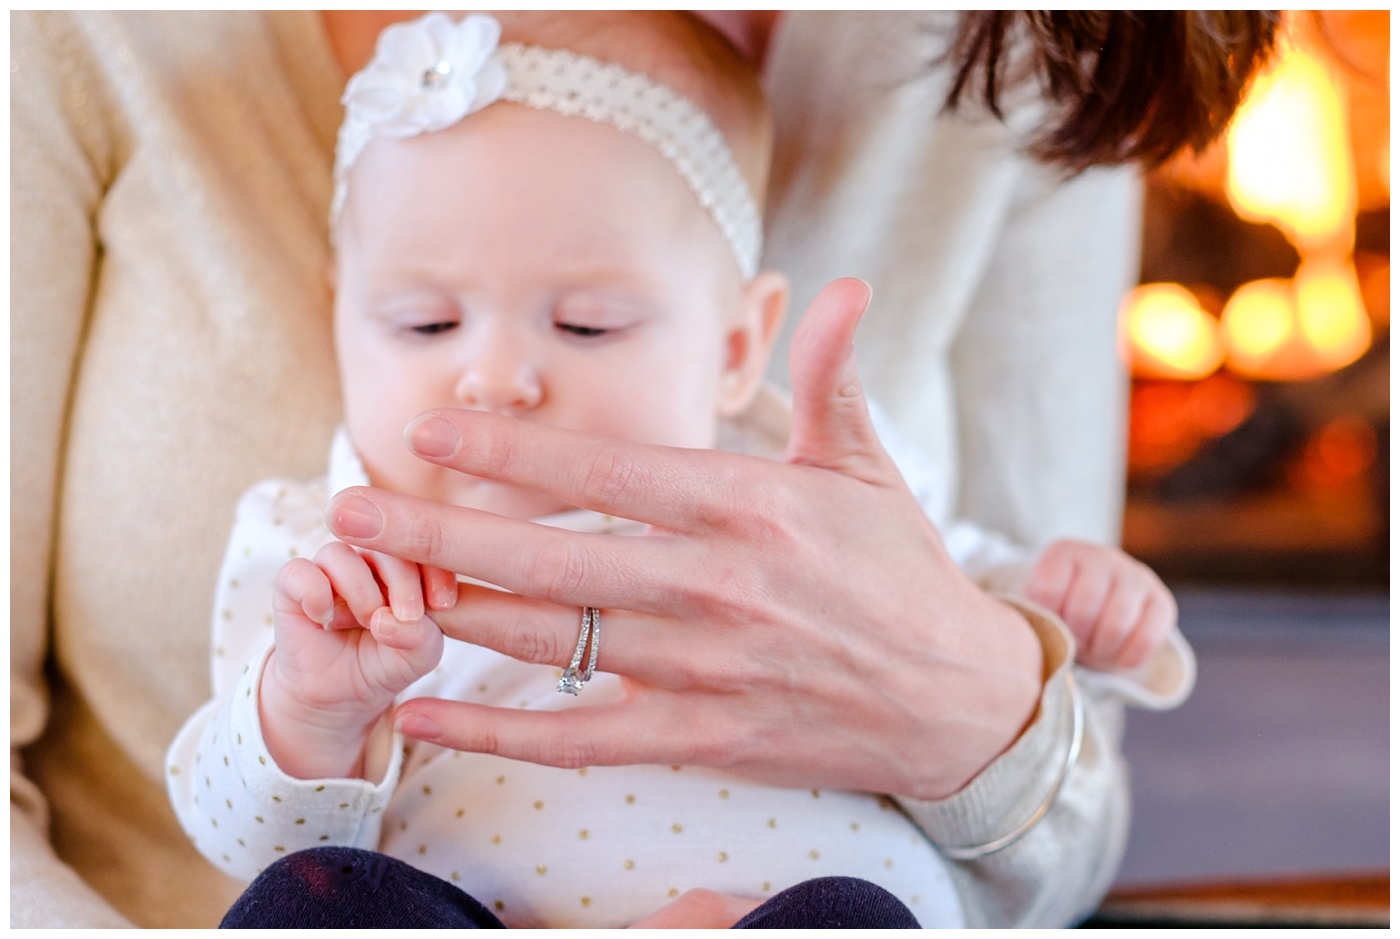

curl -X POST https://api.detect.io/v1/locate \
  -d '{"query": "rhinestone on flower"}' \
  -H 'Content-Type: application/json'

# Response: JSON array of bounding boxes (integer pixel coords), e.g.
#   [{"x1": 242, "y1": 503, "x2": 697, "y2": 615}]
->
[{"x1": 421, "y1": 61, "x2": 453, "y2": 90}]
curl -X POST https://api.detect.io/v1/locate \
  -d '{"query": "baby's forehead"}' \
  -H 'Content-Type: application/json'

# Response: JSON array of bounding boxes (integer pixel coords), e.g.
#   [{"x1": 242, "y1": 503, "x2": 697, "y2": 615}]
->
[
  {"x1": 331, "y1": 12, "x2": 766, "y2": 280},
  {"x1": 342, "y1": 103, "x2": 714, "y2": 224},
  {"x1": 336, "y1": 115, "x2": 743, "y2": 296}
]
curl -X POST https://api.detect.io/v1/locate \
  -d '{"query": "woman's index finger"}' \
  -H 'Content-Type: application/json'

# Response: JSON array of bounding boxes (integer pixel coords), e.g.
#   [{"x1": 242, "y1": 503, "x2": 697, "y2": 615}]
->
[
  {"x1": 404, "y1": 409, "x2": 731, "y2": 529},
  {"x1": 326, "y1": 487, "x2": 684, "y2": 614}
]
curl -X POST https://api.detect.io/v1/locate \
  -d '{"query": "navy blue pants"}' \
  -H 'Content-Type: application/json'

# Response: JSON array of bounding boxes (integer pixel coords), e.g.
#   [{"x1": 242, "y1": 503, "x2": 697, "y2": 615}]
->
[{"x1": 221, "y1": 847, "x2": 920, "y2": 928}]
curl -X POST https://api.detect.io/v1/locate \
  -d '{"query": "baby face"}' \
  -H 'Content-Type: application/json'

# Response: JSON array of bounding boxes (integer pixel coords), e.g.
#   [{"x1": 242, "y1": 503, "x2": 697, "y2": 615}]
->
[{"x1": 334, "y1": 104, "x2": 763, "y2": 518}]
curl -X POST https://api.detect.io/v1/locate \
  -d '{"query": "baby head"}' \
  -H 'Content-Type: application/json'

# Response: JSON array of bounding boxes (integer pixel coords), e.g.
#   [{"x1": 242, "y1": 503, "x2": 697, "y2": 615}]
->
[{"x1": 331, "y1": 12, "x2": 787, "y2": 519}]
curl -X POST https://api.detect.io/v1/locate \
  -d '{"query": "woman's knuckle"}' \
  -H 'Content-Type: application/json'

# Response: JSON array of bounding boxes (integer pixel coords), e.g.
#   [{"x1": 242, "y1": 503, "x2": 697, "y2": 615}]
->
[
  {"x1": 471, "y1": 723, "x2": 503, "y2": 757},
  {"x1": 545, "y1": 733, "x2": 595, "y2": 769},
  {"x1": 513, "y1": 618, "x2": 566, "y2": 667},
  {"x1": 527, "y1": 540, "x2": 590, "y2": 602},
  {"x1": 577, "y1": 440, "x2": 640, "y2": 503},
  {"x1": 405, "y1": 514, "x2": 447, "y2": 563}
]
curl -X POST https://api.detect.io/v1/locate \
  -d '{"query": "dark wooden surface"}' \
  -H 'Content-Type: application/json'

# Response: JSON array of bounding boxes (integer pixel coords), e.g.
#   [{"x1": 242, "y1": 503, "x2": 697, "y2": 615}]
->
[{"x1": 1089, "y1": 872, "x2": 1390, "y2": 927}]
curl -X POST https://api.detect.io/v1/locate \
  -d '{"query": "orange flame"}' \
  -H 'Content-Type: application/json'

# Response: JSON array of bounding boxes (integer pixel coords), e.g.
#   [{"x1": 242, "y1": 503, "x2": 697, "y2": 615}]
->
[
  {"x1": 1220, "y1": 259, "x2": 1371, "y2": 380},
  {"x1": 1121, "y1": 284, "x2": 1225, "y2": 380},
  {"x1": 1225, "y1": 27, "x2": 1356, "y2": 253}
]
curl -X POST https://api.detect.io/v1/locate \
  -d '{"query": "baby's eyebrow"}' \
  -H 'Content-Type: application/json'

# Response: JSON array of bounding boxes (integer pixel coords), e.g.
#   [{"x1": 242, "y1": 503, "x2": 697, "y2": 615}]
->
[{"x1": 553, "y1": 286, "x2": 665, "y2": 313}]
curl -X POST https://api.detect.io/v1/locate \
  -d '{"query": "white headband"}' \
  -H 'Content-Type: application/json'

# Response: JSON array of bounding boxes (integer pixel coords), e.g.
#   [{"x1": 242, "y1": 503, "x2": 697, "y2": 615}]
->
[{"x1": 332, "y1": 12, "x2": 763, "y2": 279}]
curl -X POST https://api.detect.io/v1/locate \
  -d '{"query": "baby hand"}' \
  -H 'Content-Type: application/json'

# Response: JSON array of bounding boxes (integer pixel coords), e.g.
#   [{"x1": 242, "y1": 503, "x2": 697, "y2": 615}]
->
[
  {"x1": 261, "y1": 542, "x2": 457, "y2": 779},
  {"x1": 1022, "y1": 539, "x2": 1177, "y2": 672}
]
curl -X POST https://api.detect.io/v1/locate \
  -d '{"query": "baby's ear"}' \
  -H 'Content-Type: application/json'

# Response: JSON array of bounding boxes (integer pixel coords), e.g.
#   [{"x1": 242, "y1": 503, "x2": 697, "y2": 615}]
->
[{"x1": 718, "y1": 270, "x2": 788, "y2": 417}]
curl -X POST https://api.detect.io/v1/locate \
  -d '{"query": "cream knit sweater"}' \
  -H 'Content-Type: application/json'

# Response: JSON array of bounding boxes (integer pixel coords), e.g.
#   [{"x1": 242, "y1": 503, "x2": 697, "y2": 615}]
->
[{"x1": 12, "y1": 11, "x2": 1141, "y2": 928}]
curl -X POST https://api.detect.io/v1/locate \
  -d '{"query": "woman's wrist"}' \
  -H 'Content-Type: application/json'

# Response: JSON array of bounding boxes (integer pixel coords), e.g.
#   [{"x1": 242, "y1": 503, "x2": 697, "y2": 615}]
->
[
  {"x1": 258, "y1": 654, "x2": 380, "y2": 780},
  {"x1": 897, "y1": 596, "x2": 1083, "y2": 858},
  {"x1": 912, "y1": 587, "x2": 1045, "y2": 800}
]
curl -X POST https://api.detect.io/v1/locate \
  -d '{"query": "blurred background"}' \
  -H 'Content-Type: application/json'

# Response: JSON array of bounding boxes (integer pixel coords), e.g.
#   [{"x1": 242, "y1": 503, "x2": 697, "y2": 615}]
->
[
  {"x1": 1099, "y1": 10, "x2": 1389, "y2": 926},
  {"x1": 1118, "y1": 9, "x2": 1389, "y2": 587}
]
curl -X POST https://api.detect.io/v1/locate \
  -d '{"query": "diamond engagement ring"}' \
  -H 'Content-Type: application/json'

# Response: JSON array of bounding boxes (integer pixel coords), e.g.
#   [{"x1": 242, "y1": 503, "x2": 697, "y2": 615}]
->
[{"x1": 557, "y1": 607, "x2": 601, "y2": 695}]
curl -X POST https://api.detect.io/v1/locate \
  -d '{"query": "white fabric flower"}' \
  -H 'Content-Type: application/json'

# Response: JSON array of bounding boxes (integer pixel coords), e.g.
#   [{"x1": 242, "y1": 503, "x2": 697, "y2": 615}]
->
[{"x1": 342, "y1": 12, "x2": 507, "y2": 143}]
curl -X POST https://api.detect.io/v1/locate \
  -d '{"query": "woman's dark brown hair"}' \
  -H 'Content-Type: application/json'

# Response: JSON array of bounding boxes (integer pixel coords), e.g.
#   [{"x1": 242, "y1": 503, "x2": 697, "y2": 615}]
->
[{"x1": 945, "y1": 11, "x2": 1282, "y2": 172}]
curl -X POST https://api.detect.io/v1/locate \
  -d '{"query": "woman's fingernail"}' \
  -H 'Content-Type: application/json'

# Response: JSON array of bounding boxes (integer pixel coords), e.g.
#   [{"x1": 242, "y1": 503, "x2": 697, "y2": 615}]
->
[
  {"x1": 396, "y1": 713, "x2": 441, "y2": 741},
  {"x1": 406, "y1": 414, "x2": 461, "y2": 458},
  {"x1": 329, "y1": 493, "x2": 383, "y2": 539}
]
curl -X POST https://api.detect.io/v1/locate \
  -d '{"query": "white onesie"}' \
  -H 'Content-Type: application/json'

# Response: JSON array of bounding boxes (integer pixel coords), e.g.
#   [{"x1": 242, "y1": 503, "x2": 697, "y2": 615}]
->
[{"x1": 166, "y1": 389, "x2": 1193, "y2": 927}]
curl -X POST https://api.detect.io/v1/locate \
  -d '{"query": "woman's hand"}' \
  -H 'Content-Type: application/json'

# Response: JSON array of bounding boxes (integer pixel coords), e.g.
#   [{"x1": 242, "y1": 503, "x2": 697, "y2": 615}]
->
[{"x1": 325, "y1": 279, "x2": 1043, "y2": 800}]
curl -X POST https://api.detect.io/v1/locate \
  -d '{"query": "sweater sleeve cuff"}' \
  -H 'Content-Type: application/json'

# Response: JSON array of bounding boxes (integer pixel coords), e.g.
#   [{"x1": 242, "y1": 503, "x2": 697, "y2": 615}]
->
[
  {"x1": 1075, "y1": 627, "x2": 1197, "y2": 710},
  {"x1": 897, "y1": 594, "x2": 1080, "y2": 854}
]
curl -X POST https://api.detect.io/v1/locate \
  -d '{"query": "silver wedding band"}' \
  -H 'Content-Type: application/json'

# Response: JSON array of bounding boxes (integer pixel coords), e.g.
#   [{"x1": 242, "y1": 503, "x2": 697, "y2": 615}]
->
[{"x1": 557, "y1": 607, "x2": 601, "y2": 695}]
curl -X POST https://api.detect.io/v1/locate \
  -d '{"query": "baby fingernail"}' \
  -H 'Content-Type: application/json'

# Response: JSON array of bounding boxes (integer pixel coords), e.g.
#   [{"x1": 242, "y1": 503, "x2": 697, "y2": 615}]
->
[
  {"x1": 406, "y1": 414, "x2": 461, "y2": 458},
  {"x1": 393, "y1": 601, "x2": 423, "y2": 623},
  {"x1": 329, "y1": 492, "x2": 383, "y2": 539}
]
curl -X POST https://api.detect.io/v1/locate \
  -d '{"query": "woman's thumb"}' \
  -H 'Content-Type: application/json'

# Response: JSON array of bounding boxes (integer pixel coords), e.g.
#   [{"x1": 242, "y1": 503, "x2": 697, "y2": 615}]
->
[{"x1": 783, "y1": 278, "x2": 891, "y2": 477}]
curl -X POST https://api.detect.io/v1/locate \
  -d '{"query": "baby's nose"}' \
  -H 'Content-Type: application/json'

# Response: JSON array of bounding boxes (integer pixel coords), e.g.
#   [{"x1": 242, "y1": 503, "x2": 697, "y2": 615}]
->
[{"x1": 452, "y1": 343, "x2": 543, "y2": 412}]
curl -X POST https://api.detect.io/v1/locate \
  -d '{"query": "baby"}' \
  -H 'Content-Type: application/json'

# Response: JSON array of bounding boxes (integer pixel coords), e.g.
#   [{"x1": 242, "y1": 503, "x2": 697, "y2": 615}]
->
[{"x1": 168, "y1": 11, "x2": 1186, "y2": 928}]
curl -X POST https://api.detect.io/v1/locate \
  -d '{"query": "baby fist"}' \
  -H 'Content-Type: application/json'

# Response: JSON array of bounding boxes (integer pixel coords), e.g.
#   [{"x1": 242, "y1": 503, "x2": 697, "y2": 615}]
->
[{"x1": 1023, "y1": 539, "x2": 1177, "y2": 672}]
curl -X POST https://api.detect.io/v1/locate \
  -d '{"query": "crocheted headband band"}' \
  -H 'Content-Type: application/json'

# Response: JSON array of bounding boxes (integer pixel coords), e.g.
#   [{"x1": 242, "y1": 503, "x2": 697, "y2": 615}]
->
[{"x1": 332, "y1": 12, "x2": 763, "y2": 279}]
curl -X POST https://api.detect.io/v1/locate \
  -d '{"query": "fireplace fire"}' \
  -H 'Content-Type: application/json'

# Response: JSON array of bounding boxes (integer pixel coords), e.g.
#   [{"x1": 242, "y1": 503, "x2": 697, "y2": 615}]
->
[{"x1": 1118, "y1": 10, "x2": 1389, "y2": 586}]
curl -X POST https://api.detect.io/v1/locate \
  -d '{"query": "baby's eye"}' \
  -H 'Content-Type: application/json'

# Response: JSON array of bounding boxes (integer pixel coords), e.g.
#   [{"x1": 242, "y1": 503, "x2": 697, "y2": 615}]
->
[
  {"x1": 554, "y1": 322, "x2": 611, "y2": 339},
  {"x1": 410, "y1": 321, "x2": 459, "y2": 336}
]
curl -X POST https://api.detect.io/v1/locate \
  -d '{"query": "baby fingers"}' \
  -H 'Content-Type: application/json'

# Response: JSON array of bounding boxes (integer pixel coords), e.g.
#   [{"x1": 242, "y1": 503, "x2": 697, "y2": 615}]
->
[
  {"x1": 274, "y1": 557, "x2": 337, "y2": 627},
  {"x1": 1083, "y1": 581, "x2": 1148, "y2": 667},
  {"x1": 359, "y1": 550, "x2": 429, "y2": 623},
  {"x1": 1115, "y1": 589, "x2": 1178, "y2": 670},
  {"x1": 367, "y1": 604, "x2": 439, "y2": 652},
  {"x1": 312, "y1": 541, "x2": 390, "y2": 627}
]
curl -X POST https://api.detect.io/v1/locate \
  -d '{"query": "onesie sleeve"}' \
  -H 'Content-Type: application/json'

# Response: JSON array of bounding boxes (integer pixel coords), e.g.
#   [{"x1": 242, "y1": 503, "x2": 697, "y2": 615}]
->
[
  {"x1": 165, "y1": 477, "x2": 405, "y2": 882},
  {"x1": 167, "y1": 644, "x2": 402, "y2": 882}
]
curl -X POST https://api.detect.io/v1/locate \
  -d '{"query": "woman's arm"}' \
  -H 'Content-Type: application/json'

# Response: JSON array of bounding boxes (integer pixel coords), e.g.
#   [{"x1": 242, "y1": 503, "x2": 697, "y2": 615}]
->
[{"x1": 10, "y1": 11, "x2": 132, "y2": 927}]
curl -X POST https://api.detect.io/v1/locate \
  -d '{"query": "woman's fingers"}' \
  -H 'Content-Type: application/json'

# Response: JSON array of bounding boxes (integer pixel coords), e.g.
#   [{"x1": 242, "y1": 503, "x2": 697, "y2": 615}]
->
[
  {"x1": 399, "y1": 409, "x2": 744, "y2": 532},
  {"x1": 393, "y1": 695, "x2": 713, "y2": 770},
  {"x1": 430, "y1": 586, "x2": 678, "y2": 683},
  {"x1": 327, "y1": 491, "x2": 694, "y2": 613},
  {"x1": 783, "y1": 277, "x2": 891, "y2": 478},
  {"x1": 423, "y1": 565, "x2": 458, "y2": 611}
]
